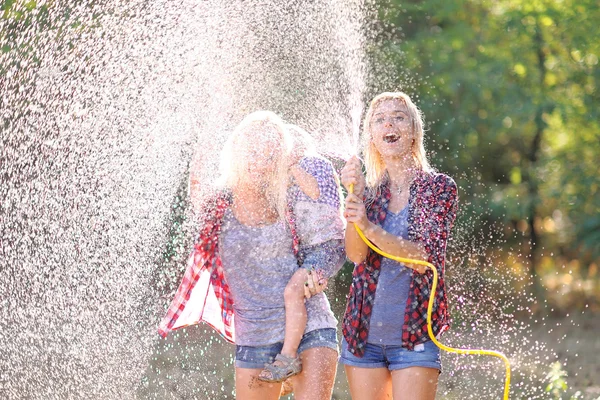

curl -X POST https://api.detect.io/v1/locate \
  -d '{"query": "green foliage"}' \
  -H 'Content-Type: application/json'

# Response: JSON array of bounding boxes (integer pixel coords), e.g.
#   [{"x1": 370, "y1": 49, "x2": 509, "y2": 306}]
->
[
  {"x1": 543, "y1": 361, "x2": 596, "y2": 400},
  {"x1": 0, "y1": 1, "x2": 104, "y2": 77},
  {"x1": 374, "y1": 0, "x2": 600, "y2": 274},
  {"x1": 545, "y1": 361, "x2": 568, "y2": 398}
]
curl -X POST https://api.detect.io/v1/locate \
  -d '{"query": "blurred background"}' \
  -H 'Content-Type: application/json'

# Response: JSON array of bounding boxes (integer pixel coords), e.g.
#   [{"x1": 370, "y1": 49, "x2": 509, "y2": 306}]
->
[{"x1": 1, "y1": 0, "x2": 598, "y2": 399}]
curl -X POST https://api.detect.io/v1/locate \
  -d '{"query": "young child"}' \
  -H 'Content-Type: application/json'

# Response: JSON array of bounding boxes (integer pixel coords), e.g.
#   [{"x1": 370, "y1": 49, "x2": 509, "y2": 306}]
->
[{"x1": 257, "y1": 124, "x2": 344, "y2": 383}]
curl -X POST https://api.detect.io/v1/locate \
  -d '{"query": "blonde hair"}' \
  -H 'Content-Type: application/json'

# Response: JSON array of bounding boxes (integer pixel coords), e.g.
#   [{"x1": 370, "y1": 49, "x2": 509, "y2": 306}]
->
[
  {"x1": 362, "y1": 92, "x2": 433, "y2": 188},
  {"x1": 286, "y1": 124, "x2": 317, "y2": 157},
  {"x1": 219, "y1": 111, "x2": 292, "y2": 219}
]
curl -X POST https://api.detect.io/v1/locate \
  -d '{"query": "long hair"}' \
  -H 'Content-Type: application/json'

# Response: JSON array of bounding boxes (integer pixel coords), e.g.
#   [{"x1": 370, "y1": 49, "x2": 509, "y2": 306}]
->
[
  {"x1": 362, "y1": 92, "x2": 433, "y2": 189},
  {"x1": 286, "y1": 124, "x2": 318, "y2": 157},
  {"x1": 219, "y1": 111, "x2": 292, "y2": 219}
]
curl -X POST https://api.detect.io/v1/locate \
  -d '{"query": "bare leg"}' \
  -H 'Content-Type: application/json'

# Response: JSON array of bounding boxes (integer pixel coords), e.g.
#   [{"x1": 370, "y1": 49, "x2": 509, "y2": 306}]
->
[
  {"x1": 345, "y1": 366, "x2": 392, "y2": 400},
  {"x1": 391, "y1": 367, "x2": 439, "y2": 400},
  {"x1": 281, "y1": 269, "x2": 308, "y2": 358},
  {"x1": 258, "y1": 269, "x2": 307, "y2": 382},
  {"x1": 291, "y1": 347, "x2": 337, "y2": 400},
  {"x1": 235, "y1": 368, "x2": 282, "y2": 400}
]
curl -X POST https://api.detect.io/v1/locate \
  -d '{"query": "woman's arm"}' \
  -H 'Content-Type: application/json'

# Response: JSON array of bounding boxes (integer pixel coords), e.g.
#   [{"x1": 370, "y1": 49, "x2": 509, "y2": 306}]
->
[
  {"x1": 340, "y1": 156, "x2": 369, "y2": 264},
  {"x1": 344, "y1": 218, "x2": 369, "y2": 264},
  {"x1": 362, "y1": 221, "x2": 428, "y2": 273}
]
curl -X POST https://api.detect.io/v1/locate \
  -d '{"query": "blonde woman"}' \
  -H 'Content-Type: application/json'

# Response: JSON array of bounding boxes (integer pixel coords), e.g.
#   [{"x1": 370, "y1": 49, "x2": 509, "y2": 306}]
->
[
  {"x1": 340, "y1": 92, "x2": 458, "y2": 400},
  {"x1": 159, "y1": 111, "x2": 344, "y2": 400}
]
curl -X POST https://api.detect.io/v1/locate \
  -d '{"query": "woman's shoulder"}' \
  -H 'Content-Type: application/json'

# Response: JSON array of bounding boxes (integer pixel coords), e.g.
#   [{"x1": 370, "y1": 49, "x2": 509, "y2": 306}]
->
[
  {"x1": 417, "y1": 170, "x2": 457, "y2": 194},
  {"x1": 205, "y1": 188, "x2": 232, "y2": 206},
  {"x1": 196, "y1": 189, "x2": 232, "y2": 223}
]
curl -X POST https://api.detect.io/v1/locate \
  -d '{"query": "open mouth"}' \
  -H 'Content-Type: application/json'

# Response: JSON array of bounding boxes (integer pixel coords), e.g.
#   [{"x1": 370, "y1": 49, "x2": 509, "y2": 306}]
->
[{"x1": 383, "y1": 133, "x2": 400, "y2": 143}]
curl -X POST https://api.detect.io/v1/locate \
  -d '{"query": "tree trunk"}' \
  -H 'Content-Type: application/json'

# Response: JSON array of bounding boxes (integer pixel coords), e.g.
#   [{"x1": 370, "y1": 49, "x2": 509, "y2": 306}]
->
[{"x1": 527, "y1": 21, "x2": 547, "y2": 311}]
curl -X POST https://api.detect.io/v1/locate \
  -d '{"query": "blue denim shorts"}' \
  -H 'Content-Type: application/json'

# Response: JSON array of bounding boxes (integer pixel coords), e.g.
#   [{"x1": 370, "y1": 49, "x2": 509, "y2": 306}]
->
[
  {"x1": 235, "y1": 328, "x2": 338, "y2": 369},
  {"x1": 339, "y1": 337, "x2": 441, "y2": 372}
]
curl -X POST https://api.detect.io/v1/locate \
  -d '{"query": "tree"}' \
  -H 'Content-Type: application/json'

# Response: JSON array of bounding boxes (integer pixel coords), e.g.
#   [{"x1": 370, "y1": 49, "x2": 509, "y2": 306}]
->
[{"x1": 372, "y1": 0, "x2": 599, "y2": 301}]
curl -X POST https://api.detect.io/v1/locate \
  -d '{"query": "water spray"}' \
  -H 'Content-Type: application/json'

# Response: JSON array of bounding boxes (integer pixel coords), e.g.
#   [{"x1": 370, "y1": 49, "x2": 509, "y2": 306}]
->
[{"x1": 348, "y1": 183, "x2": 511, "y2": 399}]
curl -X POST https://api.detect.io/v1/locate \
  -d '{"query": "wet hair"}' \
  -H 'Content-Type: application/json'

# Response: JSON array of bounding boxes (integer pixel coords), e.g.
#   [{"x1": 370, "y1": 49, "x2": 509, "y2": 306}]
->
[
  {"x1": 361, "y1": 91, "x2": 433, "y2": 188},
  {"x1": 219, "y1": 110, "x2": 292, "y2": 219},
  {"x1": 286, "y1": 124, "x2": 317, "y2": 157}
]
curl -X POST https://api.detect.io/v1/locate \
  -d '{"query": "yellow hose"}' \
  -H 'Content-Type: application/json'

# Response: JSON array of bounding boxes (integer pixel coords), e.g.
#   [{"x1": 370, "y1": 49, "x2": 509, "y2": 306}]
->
[{"x1": 348, "y1": 184, "x2": 511, "y2": 399}]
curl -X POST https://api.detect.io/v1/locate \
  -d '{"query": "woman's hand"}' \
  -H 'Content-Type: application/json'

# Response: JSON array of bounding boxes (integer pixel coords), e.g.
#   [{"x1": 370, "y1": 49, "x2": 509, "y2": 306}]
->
[
  {"x1": 341, "y1": 156, "x2": 365, "y2": 197},
  {"x1": 344, "y1": 193, "x2": 370, "y2": 231},
  {"x1": 304, "y1": 269, "x2": 328, "y2": 299}
]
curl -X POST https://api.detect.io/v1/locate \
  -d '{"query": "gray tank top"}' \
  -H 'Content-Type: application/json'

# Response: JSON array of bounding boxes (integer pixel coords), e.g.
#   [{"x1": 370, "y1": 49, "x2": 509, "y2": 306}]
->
[
  {"x1": 367, "y1": 206, "x2": 412, "y2": 344},
  {"x1": 219, "y1": 209, "x2": 337, "y2": 346}
]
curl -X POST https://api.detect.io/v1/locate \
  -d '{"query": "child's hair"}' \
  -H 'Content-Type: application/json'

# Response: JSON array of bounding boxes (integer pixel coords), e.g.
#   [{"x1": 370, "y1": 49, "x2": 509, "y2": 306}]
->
[
  {"x1": 362, "y1": 92, "x2": 433, "y2": 188},
  {"x1": 219, "y1": 111, "x2": 293, "y2": 219},
  {"x1": 286, "y1": 124, "x2": 318, "y2": 157}
]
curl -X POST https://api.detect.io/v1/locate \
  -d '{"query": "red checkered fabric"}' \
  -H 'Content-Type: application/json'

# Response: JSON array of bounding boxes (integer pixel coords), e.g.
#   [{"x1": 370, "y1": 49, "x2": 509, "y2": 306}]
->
[
  {"x1": 342, "y1": 171, "x2": 458, "y2": 355},
  {"x1": 158, "y1": 191, "x2": 301, "y2": 341}
]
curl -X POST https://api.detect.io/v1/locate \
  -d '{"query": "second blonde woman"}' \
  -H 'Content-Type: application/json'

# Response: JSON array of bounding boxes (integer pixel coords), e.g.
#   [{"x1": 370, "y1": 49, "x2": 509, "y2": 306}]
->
[
  {"x1": 159, "y1": 111, "x2": 345, "y2": 400},
  {"x1": 340, "y1": 92, "x2": 458, "y2": 400}
]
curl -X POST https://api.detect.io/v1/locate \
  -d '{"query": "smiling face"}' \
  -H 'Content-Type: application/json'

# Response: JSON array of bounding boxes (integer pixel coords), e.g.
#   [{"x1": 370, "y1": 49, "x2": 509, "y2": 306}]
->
[
  {"x1": 361, "y1": 92, "x2": 432, "y2": 187},
  {"x1": 369, "y1": 98, "x2": 413, "y2": 159}
]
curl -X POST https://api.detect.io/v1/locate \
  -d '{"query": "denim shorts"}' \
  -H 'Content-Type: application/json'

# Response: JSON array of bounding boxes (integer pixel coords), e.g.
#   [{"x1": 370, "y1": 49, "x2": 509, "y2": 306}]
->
[
  {"x1": 235, "y1": 328, "x2": 338, "y2": 369},
  {"x1": 339, "y1": 337, "x2": 441, "y2": 372}
]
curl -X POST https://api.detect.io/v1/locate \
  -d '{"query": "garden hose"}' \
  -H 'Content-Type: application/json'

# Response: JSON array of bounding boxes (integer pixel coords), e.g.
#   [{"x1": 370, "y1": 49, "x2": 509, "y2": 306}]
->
[{"x1": 348, "y1": 184, "x2": 511, "y2": 399}]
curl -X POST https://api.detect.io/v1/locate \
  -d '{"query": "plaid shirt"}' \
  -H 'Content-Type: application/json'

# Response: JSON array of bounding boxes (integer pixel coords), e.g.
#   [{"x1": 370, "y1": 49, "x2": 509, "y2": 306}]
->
[
  {"x1": 297, "y1": 156, "x2": 342, "y2": 209},
  {"x1": 158, "y1": 191, "x2": 301, "y2": 341},
  {"x1": 342, "y1": 171, "x2": 458, "y2": 355}
]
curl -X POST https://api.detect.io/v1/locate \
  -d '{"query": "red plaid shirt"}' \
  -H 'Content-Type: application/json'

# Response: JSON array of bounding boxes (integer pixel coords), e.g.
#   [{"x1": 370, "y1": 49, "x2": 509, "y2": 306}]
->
[
  {"x1": 158, "y1": 191, "x2": 301, "y2": 342},
  {"x1": 342, "y1": 171, "x2": 458, "y2": 355}
]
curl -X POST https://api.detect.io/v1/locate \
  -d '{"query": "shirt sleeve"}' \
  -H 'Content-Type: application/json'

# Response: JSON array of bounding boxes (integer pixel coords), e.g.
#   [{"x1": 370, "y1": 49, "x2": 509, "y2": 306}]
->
[
  {"x1": 420, "y1": 174, "x2": 458, "y2": 264},
  {"x1": 300, "y1": 239, "x2": 346, "y2": 278},
  {"x1": 299, "y1": 157, "x2": 342, "y2": 210}
]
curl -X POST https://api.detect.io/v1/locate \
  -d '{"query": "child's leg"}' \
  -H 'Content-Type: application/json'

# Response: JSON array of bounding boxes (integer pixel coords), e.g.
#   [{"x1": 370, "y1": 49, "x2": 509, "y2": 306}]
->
[
  {"x1": 281, "y1": 268, "x2": 309, "y2": 358},
  {"x1": 258, "y1": 269, "x2": 308, "y2": 382}
]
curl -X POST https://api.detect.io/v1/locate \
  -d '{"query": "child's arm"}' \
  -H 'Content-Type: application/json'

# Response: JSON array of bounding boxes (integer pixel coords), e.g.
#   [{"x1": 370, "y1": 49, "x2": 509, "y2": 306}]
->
[{"x1": 290, "y1": 164, "x2": 320, "y2": 200}]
